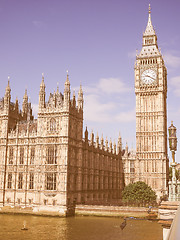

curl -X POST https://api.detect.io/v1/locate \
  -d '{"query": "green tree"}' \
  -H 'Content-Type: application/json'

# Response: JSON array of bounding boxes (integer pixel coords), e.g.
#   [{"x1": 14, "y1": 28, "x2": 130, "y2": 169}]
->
[{"x1": 122, "y1": 181, "x2": 157, "y2": 206}]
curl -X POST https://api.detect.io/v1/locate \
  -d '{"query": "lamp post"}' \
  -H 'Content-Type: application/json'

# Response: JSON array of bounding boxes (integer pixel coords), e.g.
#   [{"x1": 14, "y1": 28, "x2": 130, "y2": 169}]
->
[{"x1": 168, "y1": 121, "x2": 178, "y2": 201}]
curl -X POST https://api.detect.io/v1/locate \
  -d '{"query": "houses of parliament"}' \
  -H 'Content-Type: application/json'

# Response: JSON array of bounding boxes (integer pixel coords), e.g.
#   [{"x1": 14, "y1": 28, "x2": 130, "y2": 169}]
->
[{"x1": 0, "y1": 6, "x2": 169, "y2": 215}]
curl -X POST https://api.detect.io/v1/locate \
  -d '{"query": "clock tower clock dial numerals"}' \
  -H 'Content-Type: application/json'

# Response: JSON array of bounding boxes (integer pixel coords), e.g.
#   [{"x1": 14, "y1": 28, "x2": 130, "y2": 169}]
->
[{"x1": 141, "y1": 69, "x2": 156, "y2": 84}]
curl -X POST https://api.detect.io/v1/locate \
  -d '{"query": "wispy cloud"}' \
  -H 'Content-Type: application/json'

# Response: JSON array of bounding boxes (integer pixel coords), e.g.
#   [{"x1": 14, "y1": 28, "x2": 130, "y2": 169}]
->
[
  {"x1": 82, "y1": 77, "x2": 135, "y2": 123},
  {"x1": 164, "y1": 52, "x2": 180, "y2": 68},
  {"x1": 97, "y1": 78, "x2": 130, "y2": 94},
  {"x1": 170, "y1": 76, "x2": 180, "y2": 96},
  {"x1": 115, "y1": 108, "x2": 136, "y2": 122},
  {"x1": 83, "y1": 77, "x2": 131, "y2": 95},
  {"x1": 84, "y1": 94, "x2": 116, "y2": 122}
]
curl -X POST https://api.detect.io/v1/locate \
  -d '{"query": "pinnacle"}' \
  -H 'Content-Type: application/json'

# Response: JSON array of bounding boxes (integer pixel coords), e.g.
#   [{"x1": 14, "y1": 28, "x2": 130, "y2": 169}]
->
[
  {"x1": 6, "y1": 76, "x2": 11, "y2": 92},
  {"x1": 23, "y1": 89, "x2": 28, "y2": 99},
  {"x1": 40, "y1": 73, "x2": 45, "y2": 88},
  {"x1": 144, "y1": 4, "x2": 156, "y2": 36}
]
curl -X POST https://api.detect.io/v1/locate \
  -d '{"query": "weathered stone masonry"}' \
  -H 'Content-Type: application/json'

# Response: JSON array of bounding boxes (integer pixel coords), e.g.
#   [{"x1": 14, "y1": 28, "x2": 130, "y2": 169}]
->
[{"x1": 0, "y1": 73, "x2": 124, "y2": 215}]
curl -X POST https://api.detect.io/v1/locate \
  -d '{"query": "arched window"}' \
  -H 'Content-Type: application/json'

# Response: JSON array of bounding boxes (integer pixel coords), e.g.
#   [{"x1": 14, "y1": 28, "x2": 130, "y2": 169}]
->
[
  {"x1": 46, "y1": 145, "x2": 57, "y2": 164},
  {"x1": 50, "y1": 118, "x2": 56, "y2": 132}
]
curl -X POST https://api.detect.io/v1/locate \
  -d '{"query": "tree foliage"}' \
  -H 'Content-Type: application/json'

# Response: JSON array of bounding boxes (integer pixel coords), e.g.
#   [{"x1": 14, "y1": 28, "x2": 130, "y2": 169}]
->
[{"x1": 122, "y1": 181, "x2": 157, "y2": 205}]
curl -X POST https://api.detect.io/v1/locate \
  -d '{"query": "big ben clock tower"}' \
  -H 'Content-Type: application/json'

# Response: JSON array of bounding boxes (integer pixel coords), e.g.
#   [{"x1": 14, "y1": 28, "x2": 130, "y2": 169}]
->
[{"x1": 135, "y1": 5, "x2": 168, "y2": 198}]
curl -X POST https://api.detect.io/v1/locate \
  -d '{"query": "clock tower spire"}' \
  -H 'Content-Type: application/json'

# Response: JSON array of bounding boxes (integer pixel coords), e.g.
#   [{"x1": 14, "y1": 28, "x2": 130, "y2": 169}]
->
[{"x1": 134, "y1": 5, "x2": 168, "y2": 198}]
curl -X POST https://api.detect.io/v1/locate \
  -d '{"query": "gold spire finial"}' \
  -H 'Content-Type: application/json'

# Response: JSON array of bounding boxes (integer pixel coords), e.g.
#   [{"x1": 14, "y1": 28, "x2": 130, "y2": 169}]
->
[
  {"x1": 42, "y1": 73, "x2": 44, "y2": 82},
  {"x1": 149, "y1": 4, "x2": 151, "y2": 14},
  {"x1": 7, "y1": 76, "x2": 10, "y2": 86},
  {"x1": 66, "y1": 70, "x2": 69, "y2": 82},
  {"x1": 171, "y1": 120, "x2": 173, "y2": 125},
  {"x1": 57, "y1": 82, "x2": 59, "y2": 92}
]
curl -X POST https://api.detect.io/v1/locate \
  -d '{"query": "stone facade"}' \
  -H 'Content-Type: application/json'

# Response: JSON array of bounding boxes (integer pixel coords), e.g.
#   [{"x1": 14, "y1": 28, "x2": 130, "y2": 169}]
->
[
  {"x1": 122, "y1": 143, "x2": 136, "y2": 186},
  {"x1": 0, "y1": 73, "x2": 124, "y2": 215},
  {"x1": 134, "y1": 6, "x2": 169, "y2": 198}
]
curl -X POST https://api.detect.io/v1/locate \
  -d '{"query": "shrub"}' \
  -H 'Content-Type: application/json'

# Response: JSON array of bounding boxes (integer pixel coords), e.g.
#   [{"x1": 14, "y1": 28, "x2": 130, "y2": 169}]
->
[{"x1": 122, "y1": 181, "x2": 157, "y2": 206}]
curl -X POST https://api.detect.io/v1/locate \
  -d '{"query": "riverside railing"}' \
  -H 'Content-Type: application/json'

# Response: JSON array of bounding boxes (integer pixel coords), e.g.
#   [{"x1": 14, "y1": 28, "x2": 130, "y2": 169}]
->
[{"x1": 167, "y1": 204, "x2": 180, "y2": 240}]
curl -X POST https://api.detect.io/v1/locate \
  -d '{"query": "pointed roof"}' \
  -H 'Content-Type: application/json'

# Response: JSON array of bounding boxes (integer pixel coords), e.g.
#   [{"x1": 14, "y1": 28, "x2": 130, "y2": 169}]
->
[
  {"x1": 65, "y1": 70, "x2": 70, "y2": 85},
  {"x1": 40, "y1": 73, "x2": 45, "y2": 88},
  {"x1": 57, "y1": 82, "x2": 59, "y2": 93},
  {"x1": 144, "y1": 4, "x2": 156, "y2": 36},
  {"x1": 6, "y1": 76, "x2": 11, "y2": 93},
  {"x1": 73, "y1": 89, "x2": 76, "y2": 99},
  {"x1": 23, "y1": 89, "x2": 28, "y2": 100},
  {"x1": 78, "y1": 83, "x2": 83, "y2": 101}
]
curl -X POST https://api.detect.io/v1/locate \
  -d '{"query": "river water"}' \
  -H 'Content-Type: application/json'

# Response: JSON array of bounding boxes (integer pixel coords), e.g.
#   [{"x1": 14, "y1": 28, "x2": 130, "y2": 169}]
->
[{"x1": 0, "y1": 214, "x2": 162, "y2": 240}]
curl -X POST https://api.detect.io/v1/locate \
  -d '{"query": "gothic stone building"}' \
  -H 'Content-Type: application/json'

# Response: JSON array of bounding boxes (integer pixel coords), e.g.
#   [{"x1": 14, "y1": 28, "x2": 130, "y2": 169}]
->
[
  {"x1": 121, "y1": 5, "x2": 169, "y2": 200},
  {"x1": 0, "y1": 74, "x2": 124, "y2": 215},
  {"x1": 123, "y1": 5, "x2": 169, "y2": 198},
  {"x1": 122, "y1": 143, "x2": 136, "y2": 186}
]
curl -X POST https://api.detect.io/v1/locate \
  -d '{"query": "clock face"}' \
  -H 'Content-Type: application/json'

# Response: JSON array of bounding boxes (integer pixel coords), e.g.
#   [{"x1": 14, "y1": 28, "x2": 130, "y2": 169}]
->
[{"x1": 141, "y1": 69, "x2": 157, "y2": 84}]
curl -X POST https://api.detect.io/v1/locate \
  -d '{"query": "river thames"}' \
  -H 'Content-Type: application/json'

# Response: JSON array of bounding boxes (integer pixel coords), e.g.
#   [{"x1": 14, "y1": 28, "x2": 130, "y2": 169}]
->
[{"x1": 0, "y1": 214, "x2": 162, "y2": 240}]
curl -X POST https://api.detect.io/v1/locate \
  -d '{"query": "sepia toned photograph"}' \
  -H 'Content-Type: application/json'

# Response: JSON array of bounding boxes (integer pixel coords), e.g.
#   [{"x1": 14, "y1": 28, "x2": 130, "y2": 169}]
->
[{"x1": 0, "y1": 0, "x2": 180, "y2": 239}]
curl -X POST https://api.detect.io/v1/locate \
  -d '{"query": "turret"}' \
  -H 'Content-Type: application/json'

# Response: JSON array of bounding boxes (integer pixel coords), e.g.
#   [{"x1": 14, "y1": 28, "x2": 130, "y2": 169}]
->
[
  {"x1": 53, "y1": 89, "x2": 56, "y2": 107},
  {"x1": 84, "y1": 126, "x2": 88, "y2": 142},
  {"x1": 143, "y1": 4, "x2": 157, "y2": 47},
  {"x1": 100, "y1": 134, "x2": 104, "y2": 150},
  {"x1": 56, "y1": 82, "x2": 59, "y2": 93},
  {"x1": 64, "y1": 71, "x2": 70, "y2": 105},
  {"x1": 72, "y1": 90, "x2": 76, "y2": 107},
  {"x1": 105, "y1": 137, "x2": 108, "y2": 151},
  {"x1": 39, "y1": 73, "x2": 46, "y2": 109},
  {"x1": 15, "y1": 97, "x2": 19, "y2": 113},
  {"x1": 109, "y1": 138, "x2": 112, "y2": 152},
  {"x1": 77, "y1": 84, "x2": 83, "y2": 110},
  {"x1": 90, "y1": 130, "x2": 94, "y2": 146},
  {"x1": 4, "y1": 77, "x2": 11, "y2": 108},
  {"x1": 96, "y1": 132, "x2": 99, "y2": 148},
  {"x1": 22, "y1": 89, "x2": 28, "y2": 115},
  {"x1": 124, "y1": 142, "x2": 129, "y2": 157},
  {"x1": 113, "y1": 140, "x2": 116, "y2": 154},
  {"x1": 117, "y1": 132, "x2": 122, "y2": 154}
]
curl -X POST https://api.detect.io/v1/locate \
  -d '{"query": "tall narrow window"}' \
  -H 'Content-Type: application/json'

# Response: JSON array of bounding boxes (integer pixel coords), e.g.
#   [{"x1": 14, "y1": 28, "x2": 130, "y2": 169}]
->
[
  {"x1": 46, "y1": 145, "x2": 57, "y2": 164},
  {"x1": 30, "y1": 147, "x2": 35, "y2": 164},
  {"x1": 50, "y1": 118, "x2": 56, "y2": 132},
  {"x1": 130, "y1": 161, "x2": 135, "y2": 173},
  {"x1": 7, "y1": 173, "x2": 12, "y2": 189},
  {"x1": 29, "y1": 173, "x2": 34, "y2": 189},
  {"x1": 9, "y1": 147, "x2": 13, "y2": 164},
  {"x1": 18, "y1": 173, "x2": 23, "y2": 189},
  {"x1": 20, "y1": 147, "x2": 24, "y2": 164},
  {"x1": 45, "y1": 173, "x2": 56, "y2": 190}
]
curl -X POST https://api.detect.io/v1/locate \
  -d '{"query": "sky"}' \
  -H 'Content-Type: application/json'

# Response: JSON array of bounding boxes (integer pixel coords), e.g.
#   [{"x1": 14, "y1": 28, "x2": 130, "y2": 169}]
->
[{"x1": 0, "y1": 0, "x2": 180, "y2": 162}]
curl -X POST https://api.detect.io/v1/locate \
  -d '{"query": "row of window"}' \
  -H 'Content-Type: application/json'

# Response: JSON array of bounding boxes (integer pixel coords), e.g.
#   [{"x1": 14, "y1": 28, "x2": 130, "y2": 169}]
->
[
  {"x1": 9, "y1": 147, "x2": 35, "y2": 165},
  {"x1": 6, "y1": 198, "x2": 56, "y2": 206},
  {"x1": 140, "y1": 59, "x2": 157, "y2": 65},
  {"x1": 8, "y1": 146, "x2": 57, "y2": 165},
  {"x1": 7, "y1": 172, "x2": 56, "y2": 190}
]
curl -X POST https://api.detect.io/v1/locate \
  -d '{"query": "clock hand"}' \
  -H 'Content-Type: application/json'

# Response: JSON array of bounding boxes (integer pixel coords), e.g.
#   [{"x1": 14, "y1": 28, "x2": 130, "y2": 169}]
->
[{"x1": 145, "y1": 75, "x2": 155, "y2": 80}]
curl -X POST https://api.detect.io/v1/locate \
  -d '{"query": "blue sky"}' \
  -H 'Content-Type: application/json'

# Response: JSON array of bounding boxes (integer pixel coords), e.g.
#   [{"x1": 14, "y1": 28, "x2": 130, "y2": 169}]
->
[{"x1": 0, "y1": 0, "x2": 180, "y2": 162}]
